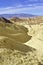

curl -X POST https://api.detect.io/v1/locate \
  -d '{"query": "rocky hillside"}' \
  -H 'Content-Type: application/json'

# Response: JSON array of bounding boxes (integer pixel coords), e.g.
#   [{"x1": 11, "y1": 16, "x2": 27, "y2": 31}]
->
[
  {"x1": 0, "y1": 16, "x2": 43, "y2": 65},
  {"x1": 0, "y1": 17, "x2": 11, "y2": 23},
  {"x1": 10, "y1": 16, "x2": 43, "y2": 24}
]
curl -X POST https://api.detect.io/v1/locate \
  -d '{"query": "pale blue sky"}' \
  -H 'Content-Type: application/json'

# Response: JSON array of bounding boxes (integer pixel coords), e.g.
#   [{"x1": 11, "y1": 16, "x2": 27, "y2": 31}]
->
[{"x1": 0, "y1": 0, "x2": 43, "y2": 15}]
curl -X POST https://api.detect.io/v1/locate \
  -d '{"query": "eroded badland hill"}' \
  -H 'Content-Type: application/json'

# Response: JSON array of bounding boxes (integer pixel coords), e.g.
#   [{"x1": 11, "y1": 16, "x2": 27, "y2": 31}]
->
[{"x1": 0, "y1": 16, "x2": 43, "y2": 65}]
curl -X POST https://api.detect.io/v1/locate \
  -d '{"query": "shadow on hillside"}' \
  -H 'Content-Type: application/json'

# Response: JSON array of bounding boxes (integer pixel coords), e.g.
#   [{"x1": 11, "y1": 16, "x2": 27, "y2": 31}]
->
[
  {"x1": 0, "y1": 36, "x2": 35, "y2": 53},
  {"x1": 0, "y1": 23, "x2": 35, "y2": 53}
]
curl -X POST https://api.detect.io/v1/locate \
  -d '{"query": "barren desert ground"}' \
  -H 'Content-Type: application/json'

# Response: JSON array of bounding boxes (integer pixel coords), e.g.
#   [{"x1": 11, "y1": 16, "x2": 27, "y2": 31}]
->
[{"x1": 0, "y1": 17, "x2": 43, "y2": 65}]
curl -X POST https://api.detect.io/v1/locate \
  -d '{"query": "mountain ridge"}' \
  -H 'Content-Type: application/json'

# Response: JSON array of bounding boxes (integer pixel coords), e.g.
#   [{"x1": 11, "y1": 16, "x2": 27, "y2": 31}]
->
[{"x1": 0, "y1": 14, "x2": 36, "y2": 18}]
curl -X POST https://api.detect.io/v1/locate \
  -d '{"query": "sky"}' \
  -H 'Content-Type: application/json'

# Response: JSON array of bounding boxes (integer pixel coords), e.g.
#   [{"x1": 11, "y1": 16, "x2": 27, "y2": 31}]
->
[{"x1": 0, "y1": 0, "x2": 43, "y2": 15}]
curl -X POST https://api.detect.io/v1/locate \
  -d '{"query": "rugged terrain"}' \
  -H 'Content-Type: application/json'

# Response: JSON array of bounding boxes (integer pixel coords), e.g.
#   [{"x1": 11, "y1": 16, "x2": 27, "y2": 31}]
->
[{"x1": 0, "y1": 17, "x2": 43, "y2": 65}]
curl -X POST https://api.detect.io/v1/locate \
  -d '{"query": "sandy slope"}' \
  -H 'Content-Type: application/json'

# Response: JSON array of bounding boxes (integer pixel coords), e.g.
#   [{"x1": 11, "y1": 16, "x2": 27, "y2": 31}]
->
[
  {"x1": 25, "y1": 35, "x2": 43, "y2": 52},
  {"x1": 0, "y1": 23, "x2": 43, "y2": 65},
  {"x1": 0, "y1": 36, "x2": 7, "y2": 40},
  {"x1": 9, "y1": 33, "x2": 22, "y2": 36},
  {"x1": 24, "y1": 24, "x2": 43, "y2": 53}
]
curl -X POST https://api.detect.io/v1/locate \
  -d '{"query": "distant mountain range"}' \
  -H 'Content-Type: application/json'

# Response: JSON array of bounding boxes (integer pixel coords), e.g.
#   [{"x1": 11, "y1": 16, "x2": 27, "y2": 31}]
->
[{"x1": 0, "y1": 14, "x2": 36, "y2": 18}]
